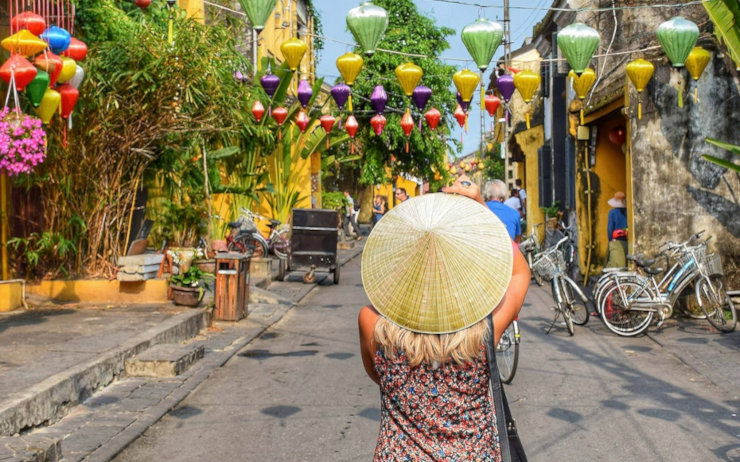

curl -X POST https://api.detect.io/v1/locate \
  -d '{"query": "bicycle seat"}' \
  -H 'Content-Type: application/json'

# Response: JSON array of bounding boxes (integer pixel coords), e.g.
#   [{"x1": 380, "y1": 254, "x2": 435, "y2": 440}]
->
[
  {"x1": 626, "y1": 253, "x2": 644, "y2": 261},
  {"x1": 644, "y1": 266, "x2": 664, "y2": 275},
  {"x1": 267, "y1": 219, "x2": 281, "y2": 229},
  {"x1": 634, "y1": 258, "x2": 656, "y2": 267},
  {"x1": 228, "y1": 221, "x2": 241, "y2": 229}
]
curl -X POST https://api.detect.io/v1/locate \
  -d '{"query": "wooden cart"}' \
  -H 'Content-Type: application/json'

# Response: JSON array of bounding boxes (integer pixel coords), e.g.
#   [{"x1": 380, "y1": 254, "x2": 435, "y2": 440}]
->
[{"x1": 288, "y1": 208, "x2": 340, "y2": 284}]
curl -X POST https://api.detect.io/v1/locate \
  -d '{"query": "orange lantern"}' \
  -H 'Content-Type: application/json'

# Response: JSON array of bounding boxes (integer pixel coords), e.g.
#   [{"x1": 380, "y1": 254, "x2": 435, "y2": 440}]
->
[
  {"x1": 345, "y1": 115, "x2": 359, "y2": 153},
  {"x1": 336, "y1": 53, "x2": 363, "y2": 112},
  {"x1": 626, "y1": 58, "x2": 654, "y2": 120},
  {"x1": 1, "y1": 30, "x2": 47, "y2": 57},
  {"x1": 400, "y1": 111, "x2": 414, "y2": 153},
  {"x1": 513, "y1": 70, "x2": 541, "y2": 129},
  {"x1": 685, "y1": 47, "x2": 711, "y2": 103},
  {"x1": 34, "y1": 52, "x2": 63, "y2": 87}
]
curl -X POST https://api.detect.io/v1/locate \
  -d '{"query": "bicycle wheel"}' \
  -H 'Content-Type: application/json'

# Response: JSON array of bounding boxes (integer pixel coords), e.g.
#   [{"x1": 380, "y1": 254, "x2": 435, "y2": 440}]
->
[
  {"x1": 496, "y1": 322, "x2": 519, "y2": 384},
  {"x1": 271, "y1": 229, "x2": 290, "y2": 259},
  {"x1": 696, "y1": 275, "x2": 737, "y2": 333},
  {"x1": 599, "y1": 280, "x2": 654, "y2": 337},
  {"x1": 529, "y1": 253, "x2": 544, "y2": 286},
  {"x1": 563, "y1": 280, "x2": 589, "y2": 326},
  {"x1": 251, "y1": 232, "x2": 269, "y2": 258}
]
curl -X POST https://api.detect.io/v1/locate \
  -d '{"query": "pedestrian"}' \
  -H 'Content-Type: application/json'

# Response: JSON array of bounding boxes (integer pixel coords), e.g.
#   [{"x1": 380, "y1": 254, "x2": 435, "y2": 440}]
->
[
  {"x1": 504, "y1": 188, "x2": 523, "y2": 218},
  {"x1": 394, "y1": 187, "x2": 409, "y2": 203},
  {"x1": 515, "y1": 178, "x2": 527, "y2": 217},
  {"x1": 605, "y1": 191, "x2": 628, "y2": 268},
  {"x1": 484, "y1": 180, "x2": 522, "y2": 242},
  {"x1": 372, "y1": 195, "x2": 387, "y2": 227},
  {"x1": 359, "y1": 177, "x2": 530, "y2": 461},
  {"x1": 343, "y1": 190, "x2": 362, "y2": 240}
]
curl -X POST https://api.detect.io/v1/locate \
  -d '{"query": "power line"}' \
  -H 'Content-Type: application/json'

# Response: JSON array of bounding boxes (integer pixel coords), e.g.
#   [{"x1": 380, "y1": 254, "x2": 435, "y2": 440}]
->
[{"x1": 424, "y1": 0, "x2": 706, "y2": 13}]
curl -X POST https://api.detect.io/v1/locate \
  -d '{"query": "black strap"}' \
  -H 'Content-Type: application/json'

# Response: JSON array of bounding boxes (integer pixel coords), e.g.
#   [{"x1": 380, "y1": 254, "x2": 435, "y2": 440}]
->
[{"x1": 485, "y1": 317, "x2": 527, "y2": 462}]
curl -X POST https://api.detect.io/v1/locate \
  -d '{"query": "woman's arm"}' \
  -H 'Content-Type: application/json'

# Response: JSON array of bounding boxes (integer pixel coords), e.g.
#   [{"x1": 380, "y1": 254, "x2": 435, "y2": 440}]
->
[
  {"x1": 358, "y1": 306, "x2": 381, "y2": 384},
  {"x1": 491, "y1": 244, "x2": 530, "y2": 345}
]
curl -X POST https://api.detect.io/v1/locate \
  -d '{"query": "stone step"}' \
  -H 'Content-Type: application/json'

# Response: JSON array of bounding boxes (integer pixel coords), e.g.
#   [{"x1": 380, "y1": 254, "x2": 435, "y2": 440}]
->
[{"x1": 124, "y1": 344, "x2": 205, "y2": 378}]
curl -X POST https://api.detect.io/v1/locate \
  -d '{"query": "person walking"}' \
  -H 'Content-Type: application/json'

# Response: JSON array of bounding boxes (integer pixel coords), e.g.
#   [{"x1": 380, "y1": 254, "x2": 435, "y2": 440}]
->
[
  {"x1": 343, "y1": 190, "x2": 362, "y2": 240},
  {"x1": 485, "y1": 180, "x2": 522, "y2": 242},
  {"x1": 605, "y1": 191, "x2": 628, "y2": 268},
  {"x1": 359, "y1": 181, "x2": 530, "y2": 461},
  {"x1": 515, "y1": 178, "x2": 527, "y2": 217},
  {"x1": 504, "y1": 189, "x2": 523, "y2": 218}
]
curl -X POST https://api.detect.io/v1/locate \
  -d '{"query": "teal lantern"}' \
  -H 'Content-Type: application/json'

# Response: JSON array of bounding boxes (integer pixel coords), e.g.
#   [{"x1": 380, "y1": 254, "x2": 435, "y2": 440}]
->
[
  {"x1": 346, "y1": 2, "x2": 389, "y2": 56},
  {"x1": 461, "y1": 18, "x2": 504, "y2": 71},
  {"x1": 656, "y1": 17, "x2": 699, "y2": 67},
  {"x1": 557, "y1": 23, "x2": 600, "y2": 75},
  {"x1": 238, "y1": 0, "x2": 279, "y2": 33}
]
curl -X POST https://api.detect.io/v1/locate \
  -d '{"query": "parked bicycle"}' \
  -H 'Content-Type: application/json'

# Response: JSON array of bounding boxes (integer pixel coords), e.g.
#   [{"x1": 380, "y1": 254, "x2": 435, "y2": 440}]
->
[
  {"x1": 520, "y1": 224, "x2": 544, "y2": 286},
  {"x1": 532, "y1": 236, "x2": 590, "y2": 335},
  {"x1": 226, "y1": 208, "x2": 290, "y2": 260},
  {"x1": 496, "y1": 317, "x2": 520, "y2": 384},
  {"x1": 593, "y1": 232, "x2": 736, "y2": 336}
]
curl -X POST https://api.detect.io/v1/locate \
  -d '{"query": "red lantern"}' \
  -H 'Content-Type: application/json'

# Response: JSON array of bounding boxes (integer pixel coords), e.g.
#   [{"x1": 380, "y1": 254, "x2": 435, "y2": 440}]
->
[
  {"x1": 344, "y1": 115, "x2": 358, "y2": 153},
  {"x1": 252, "y1": 100, "x2": 265, "y2": 122},
  {"x1": 34, "y1": 52, "x2": 63, "y2": 87},
  {"x1": 61, "y1": 38, "x2": 88, "y2": 61},
  {"x1": 320, "y1": 114, "x2": 336, "y2": 148},
  {"x1": 0, "y1": 55, "x2": 37, "y2": 90},
  {"x1": 485, "y1": 94, "x2": 501, "y2": 116},
  {"x1": 608, "y1": 126, "x2": 626, "y2": 145},
  {"x1": 57, "y1": 84, "x2": 79, "y2": 118},
  {"x1": 370, "y1": 114, "x2": 386, "y2": 136},
  {"x1": 295, "y1": 110, "x2": 309, "y2": 133},
  {"x1": 454, "y1": 105, "x2": 466, "y2": 128},
  {"x1": 424, "y1": 108, "x2": 441, "y2": 131},
  {"x1": 272, "y1": 106, "x2": 288, "y2": 139},
  {"x1": 401, "y1": 111, "x2": 414, "y2": 153},
  {"x1": 134, "y1": 0, "x2": 152, "y2": 8},
  {"x1": 11, "y1": 12, "x2": 46, "y2": 36}
]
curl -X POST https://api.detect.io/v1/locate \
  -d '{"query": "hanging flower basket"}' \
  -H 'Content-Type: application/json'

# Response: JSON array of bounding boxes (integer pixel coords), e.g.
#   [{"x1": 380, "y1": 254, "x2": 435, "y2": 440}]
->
[{"x1": 0, "y1": 108, "x2": 46, "y2": 176}]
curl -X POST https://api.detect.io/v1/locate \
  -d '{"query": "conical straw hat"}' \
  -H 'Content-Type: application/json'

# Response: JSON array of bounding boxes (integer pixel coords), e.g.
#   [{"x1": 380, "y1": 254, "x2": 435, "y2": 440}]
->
[{"x1": 362, "y1": 193, "x2": 513, "y2": 334}]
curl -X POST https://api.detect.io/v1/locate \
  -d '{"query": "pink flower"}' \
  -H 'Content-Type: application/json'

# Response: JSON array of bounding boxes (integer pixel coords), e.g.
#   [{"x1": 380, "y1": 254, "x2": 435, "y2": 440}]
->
[{"x1": 0, "y1": 108, "x2": 46, "y2": 176}]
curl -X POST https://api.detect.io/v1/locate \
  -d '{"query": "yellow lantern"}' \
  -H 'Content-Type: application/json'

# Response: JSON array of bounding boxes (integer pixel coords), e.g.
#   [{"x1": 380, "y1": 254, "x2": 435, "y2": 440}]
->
[
  {"x1": 453, "y1": 69, "x2": 480, "y2": 103},
  {"x1": 459, "y1": 160, "x2": 466, "y2": 169},
  {"x1": 336, "y1": 52, "x2": 363, "y2": 112},
  {"x1": 56, "y1": 57, "x2": 77, "y2": 84},
  {"x1": 1, "y1": 29, "x2": 47, "y2": 57},
  {"x1": 34, "y1": 88, "x2": 61, "y2": 124},
  {"x1": 513, "y1": 70, "x2": 541, "y2": 129},
  {"x1": 626, "y1": 58, "x2": 654, "y2": 120},
  {"x1": 395, "y1": 63, "x2": 423, "y2": 97},
  {"x1": 685, "y1": 46, "x2": 711, "y2": 103},
  {"x1": 280, "y1": 38, "x2": 308, "y2": 72},
  {"x1": 568, "y1": 68, "x2": 596, "y2": 124}
]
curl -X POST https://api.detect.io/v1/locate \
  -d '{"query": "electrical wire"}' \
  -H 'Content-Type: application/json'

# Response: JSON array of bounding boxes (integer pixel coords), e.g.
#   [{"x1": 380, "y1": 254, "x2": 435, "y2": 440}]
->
[{"x1": 425, "y1": 0, "x2": 706, "y2": 13}]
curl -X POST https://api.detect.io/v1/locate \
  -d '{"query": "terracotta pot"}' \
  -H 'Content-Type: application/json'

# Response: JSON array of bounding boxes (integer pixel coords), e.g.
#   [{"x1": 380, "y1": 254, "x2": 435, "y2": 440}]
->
[
  {"x1": 171, "y1": 285, "x2": 203, "y2": 307},
  {"x1": 196, "y1": 259, "x2": 216, "y2": 275}
]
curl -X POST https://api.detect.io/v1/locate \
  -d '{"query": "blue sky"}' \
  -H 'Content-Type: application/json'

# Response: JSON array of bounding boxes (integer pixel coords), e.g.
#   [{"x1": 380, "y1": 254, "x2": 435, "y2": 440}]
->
[{"x1": 312, "y1": 0, "x2": 549, "y2": 158}]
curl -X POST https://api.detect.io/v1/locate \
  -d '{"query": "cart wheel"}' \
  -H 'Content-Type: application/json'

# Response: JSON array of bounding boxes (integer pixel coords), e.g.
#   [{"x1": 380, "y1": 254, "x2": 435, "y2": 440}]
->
[
  {"x1": 333, "y1": 265, "x2": 340, "y2": 284},
  {"x1": 303, "y1": 268, "x2": 316, "y2": 284},
  {"x1": 275, "y1": 258, "x2": 286, "y2": 281}
]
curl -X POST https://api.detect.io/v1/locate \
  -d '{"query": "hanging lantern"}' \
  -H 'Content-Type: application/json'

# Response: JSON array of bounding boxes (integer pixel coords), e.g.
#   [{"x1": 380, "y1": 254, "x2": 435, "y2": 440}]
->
[
  {"x1": 319, "y1": 114, "x2": 336, "y2": 148},
  {"x1": 25, "y1": 69, "x2": 49, "y2": 107},
  {"x1": 272, "y1": 106, "x2": 288, "y2": 139},
  {"x1": 461, "y1": 18, "x2": 504, "y2": 71},
  {"x1": 68, "y1": 64, "x2": 84, "y2": 89},
  {"x1": 56, "y1": 57, "x2": 77, "y2": 84},
  {"x1": 41, "y1": 26, "x2": 71, "y2": 54},
  {"x1": 370, "y1": 85, "x2": 387, "y2": 114},
  {"x1": 61, "y1": 38, "x2": 88, "y2": 61},
  {"x1": 34, "y1": 52, "x2": 62, "y2": 88},
  {"x1": 370, "y1": 114, "x2": 386, "y2": 136},
  {"x1": 280, "y1": 38, "x2": 307, "y2": 72},
  {"x1": 400, "y1": 111, "x2": 414, "y2": 153},
  {"x1": 557, "y1": 23, "x2": 600, "y2": 75},
  {"x1": 34, "y1": 88, "x2": 61, "y2": 124},
  {"x1": 685, "y1": 46, "x2": 711, "y2": 103},
  {"x1": 297, "y1": 79, "x2": 313, "y2": 108},
  {"x1": 252, "y1": 100, "x2": 265, "y2": 122},
  {"x1": 456, "y1": 92, "x2": 470, "y2": 114},
  {"x1": 485, "y1": 94, "x2": 501, "y2": 116},
  {"x1": 344, "y1": 115, "x2": 359, "y2": 153},
  {"x1": 57, "y1": 84, "x2": 79, "y2": 119},
  {"x1": 295, "y1": 110, "x2": 310, "y2": 133},
  {"x1": 412, "y1": 86, "x2": 432, "y2": 129},
  {"x1": 336, "y1": 52, "x2": 363, "y2": 111},
  {"x1": 0, "y1": 55, "x2": 38, "y2": 90},
  {"x1": 454, "y1": 104, "x2": 466, "y2": 145},
  {"x1": 11, "y1": 11, "x2": 46, "y2": 36},
  {"x1": 496, "y1": 74, "x2": 515, "y2": 102},
  {"x1": 260, "y1": 73, "x2": 280, "y2": 98},
  {"x1": 331, "y1": 83, "x2": 351, "y2": 113},
  {"x1": 656, "y1": 17, "x2": 699, "y2": 68},
  {"x1": 608, "y1": 126, "x2": 626, "y2": 146},
  {"x1": 346, "y1": 2, "x2": 389, "y2": 56},
  {"x1": 568, "y1": 68, "x2": 596, "y2": 124},
  {"x1": 514, "y1": 70, "x2": 541, "y2": 129},
  {"x1": 626, "y1": 58, "x2": 654, "y2": 120},
  {"x1": 238, "y1": 0, "x2": 279, "y2": 34},
  {"x1": 453, "y1": 69, "x2": 480, "y2": 103},
  {"x1": 2, "y1": 30, "x2": 47, "y2": 57},
  {"x1": 134, "y1": 0, "x2": 152, "y2": 9},
  {"x1": 395, "y1": 63, "x2": 423, "y2": 97},
  {"x1": 424, "y1": 108, "x2": 441, "y2": 131}
]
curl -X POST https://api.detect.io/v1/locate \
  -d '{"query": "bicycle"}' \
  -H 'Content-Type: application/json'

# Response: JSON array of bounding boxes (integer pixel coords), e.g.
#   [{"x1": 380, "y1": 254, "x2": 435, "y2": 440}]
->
[
  {"x1": 496, "y1": 317, "x2": 520, "y2": 384},
  {"x1": 520, "y1": 224, "x2": 544, "y2": 286},
  {"x1": 532, "y1": 236, "x2": 590, "y2": 336}
]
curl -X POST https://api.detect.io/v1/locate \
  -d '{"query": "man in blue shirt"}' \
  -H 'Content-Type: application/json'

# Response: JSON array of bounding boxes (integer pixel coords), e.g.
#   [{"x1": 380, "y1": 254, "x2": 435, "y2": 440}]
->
[{"x1": 485, "y1": 180, "x2": 521, "y2": 243}]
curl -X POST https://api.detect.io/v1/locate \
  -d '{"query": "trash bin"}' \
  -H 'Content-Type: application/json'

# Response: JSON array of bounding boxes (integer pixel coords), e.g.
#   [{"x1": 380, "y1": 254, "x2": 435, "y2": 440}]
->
[{"x1": 214, "y1": 252, "x2": 249, "y2": 321}]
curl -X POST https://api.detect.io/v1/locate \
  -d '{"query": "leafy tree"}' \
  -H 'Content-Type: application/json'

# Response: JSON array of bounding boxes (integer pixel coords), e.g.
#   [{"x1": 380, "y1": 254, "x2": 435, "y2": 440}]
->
[{"x1": 342, "y1": 0, "x2": 458, "y2": 186}]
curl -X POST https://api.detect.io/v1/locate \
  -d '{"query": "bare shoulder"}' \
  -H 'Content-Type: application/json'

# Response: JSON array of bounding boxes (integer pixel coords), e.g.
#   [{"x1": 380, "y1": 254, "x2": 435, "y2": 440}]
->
[{"x1": 358, "y1": 305, "x2": 380, "y2": 331}]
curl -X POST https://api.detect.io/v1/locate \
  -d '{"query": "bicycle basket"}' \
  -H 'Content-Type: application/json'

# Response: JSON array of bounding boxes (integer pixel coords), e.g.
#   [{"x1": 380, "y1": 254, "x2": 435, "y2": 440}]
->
[
  {"x1": 677, "y1": 246, "x2": 705, "y2": 271},
  {"x1": 532, "y1": 252, "x2": 564, "y2": 281},
  {"x1": 699, "y1": 252, "x2": 723, "y2": 276}
]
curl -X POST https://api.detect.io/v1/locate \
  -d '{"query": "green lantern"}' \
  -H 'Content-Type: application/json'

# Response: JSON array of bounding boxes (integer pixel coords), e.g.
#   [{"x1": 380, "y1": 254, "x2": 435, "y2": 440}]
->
[
  {"x1": 656, "y1": 17, "x2": 699, "y2": 67},
  {"x1": 25, "y1": 69, "x2": 50, "y2": 107},
  {"x1": 346, "y1": 2, "x2": 389, "y2": 56},
  {"x1": 557, "y1": 23, "x2": 600, "y2": 75},
  {"x1": 461, "y1": 18, "x2": 504, "y2": 71},
  {"x1": 238, "y1": 0, "x2": 279, "y2": 34}
]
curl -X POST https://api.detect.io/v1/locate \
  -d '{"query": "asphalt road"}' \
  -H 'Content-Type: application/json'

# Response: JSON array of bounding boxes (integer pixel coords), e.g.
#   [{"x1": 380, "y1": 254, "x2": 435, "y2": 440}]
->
[{"x1": 115, "y1": 254, "x2": 740, "y2": 461}]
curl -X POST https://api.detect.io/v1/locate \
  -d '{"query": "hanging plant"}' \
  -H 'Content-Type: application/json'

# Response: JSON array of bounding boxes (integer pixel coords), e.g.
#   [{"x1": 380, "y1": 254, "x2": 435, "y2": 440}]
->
[{"x1": 0, "y1": 107, "x2": 47, "y2": 176}]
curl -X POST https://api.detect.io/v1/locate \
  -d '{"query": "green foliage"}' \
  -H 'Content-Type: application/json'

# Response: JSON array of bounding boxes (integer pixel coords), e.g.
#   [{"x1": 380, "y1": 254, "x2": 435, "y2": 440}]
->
[
  {"x1": 321, "y1": 191, "x2": 348, "y2": 212},
  {"x1": 482, "y1": 144, "x2": 505, "y2": 179},
  {"x1": 542, "y1": 201, "x2": 561, "y2": 218},
  {"x1": 338, "y1": 0, "x2": 458, "y2": 185},
  {"x1": 170, "y1": 265, "x2": 213, "y2": 290},
  {"x1": 703, "y1": 0, "x2": 740, "y2": 69},
  {"x1": 704, "y1": 137, "x2": 740, "y2": 172},
  {"x1": 7, "y1": 231, "x2": 79, "y2": 279}
]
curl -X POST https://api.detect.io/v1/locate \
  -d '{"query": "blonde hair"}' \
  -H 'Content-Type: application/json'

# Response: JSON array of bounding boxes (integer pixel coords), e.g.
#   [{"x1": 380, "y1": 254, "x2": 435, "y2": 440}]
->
[{"x1": 374, "y1": 316, "x2": 489, "y2": 367}]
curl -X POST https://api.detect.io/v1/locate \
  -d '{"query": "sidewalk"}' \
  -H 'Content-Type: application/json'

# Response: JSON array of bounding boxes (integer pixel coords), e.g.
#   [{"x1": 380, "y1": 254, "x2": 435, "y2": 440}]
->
[{"x1": 0, "y1": 240, "x2": 365, "y2": 461}]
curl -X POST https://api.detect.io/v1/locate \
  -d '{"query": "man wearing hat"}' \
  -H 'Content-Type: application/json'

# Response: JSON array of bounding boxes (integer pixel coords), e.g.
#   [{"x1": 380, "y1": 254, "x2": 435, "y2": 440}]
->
[{"x1": 606, "y1": 191, "x2": 628, "y2": 268}]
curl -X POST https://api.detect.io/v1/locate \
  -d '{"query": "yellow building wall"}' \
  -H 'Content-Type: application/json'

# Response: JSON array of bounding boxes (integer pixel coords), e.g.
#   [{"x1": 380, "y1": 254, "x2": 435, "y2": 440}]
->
[
  {"x1": 27, "y1": 280, "x2": 169, "y2": 303},
  {"x1": 0, "y1": 283, "x2": 23, "y2": 311},
  {"x1": 514, "y1": 126, "x2": 545, "y2": 237},
  {"x1": 178, "y1": 0, "x2": 204, "y2": 22}
]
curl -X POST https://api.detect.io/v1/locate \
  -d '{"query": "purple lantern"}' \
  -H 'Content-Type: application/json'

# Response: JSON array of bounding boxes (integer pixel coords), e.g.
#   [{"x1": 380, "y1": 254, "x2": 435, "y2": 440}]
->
[
  {"x1": 331, "y1": 84, "x2": 351, "y2": 111},
  {"x1": 456, "y1": 92, "x2": 470, "y2": 113},
  {"x1": 260, "y1": 73, "x2": 280, "y2": 98},
  {"x1": 371, "y1": 85, "x2": 387, "y2": 114},
  {"x1": 412, "y1": 85, "x2": 432, "y2": 112},
  {"x1": 496, "y1": 74, "x2": 515, "y2": 103},
  {"x1": 297, "y1": 79, "x2": 313, "y2": 109}
]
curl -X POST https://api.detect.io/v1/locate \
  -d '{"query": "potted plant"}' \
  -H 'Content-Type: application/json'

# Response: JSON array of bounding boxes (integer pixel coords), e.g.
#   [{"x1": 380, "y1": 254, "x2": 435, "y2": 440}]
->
[
  {"x1": 169, "y1": 266, "x2": 213, "y2": 307},
  {"x1": 542, "y1": 201, "x2": 561, "y2": 230}
]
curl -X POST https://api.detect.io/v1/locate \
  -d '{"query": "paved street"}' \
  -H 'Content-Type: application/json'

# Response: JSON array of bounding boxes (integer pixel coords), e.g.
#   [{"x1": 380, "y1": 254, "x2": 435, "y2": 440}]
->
[{"x1": 115, "y1": 253, "x2": 740, "y2": 461}]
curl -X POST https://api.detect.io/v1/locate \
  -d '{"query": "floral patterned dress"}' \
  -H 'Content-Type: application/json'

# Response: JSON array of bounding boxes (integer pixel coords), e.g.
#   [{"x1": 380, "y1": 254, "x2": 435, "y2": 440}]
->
[{"x1": 373, "y1": 346, "x2": 501, "y2": 462}]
